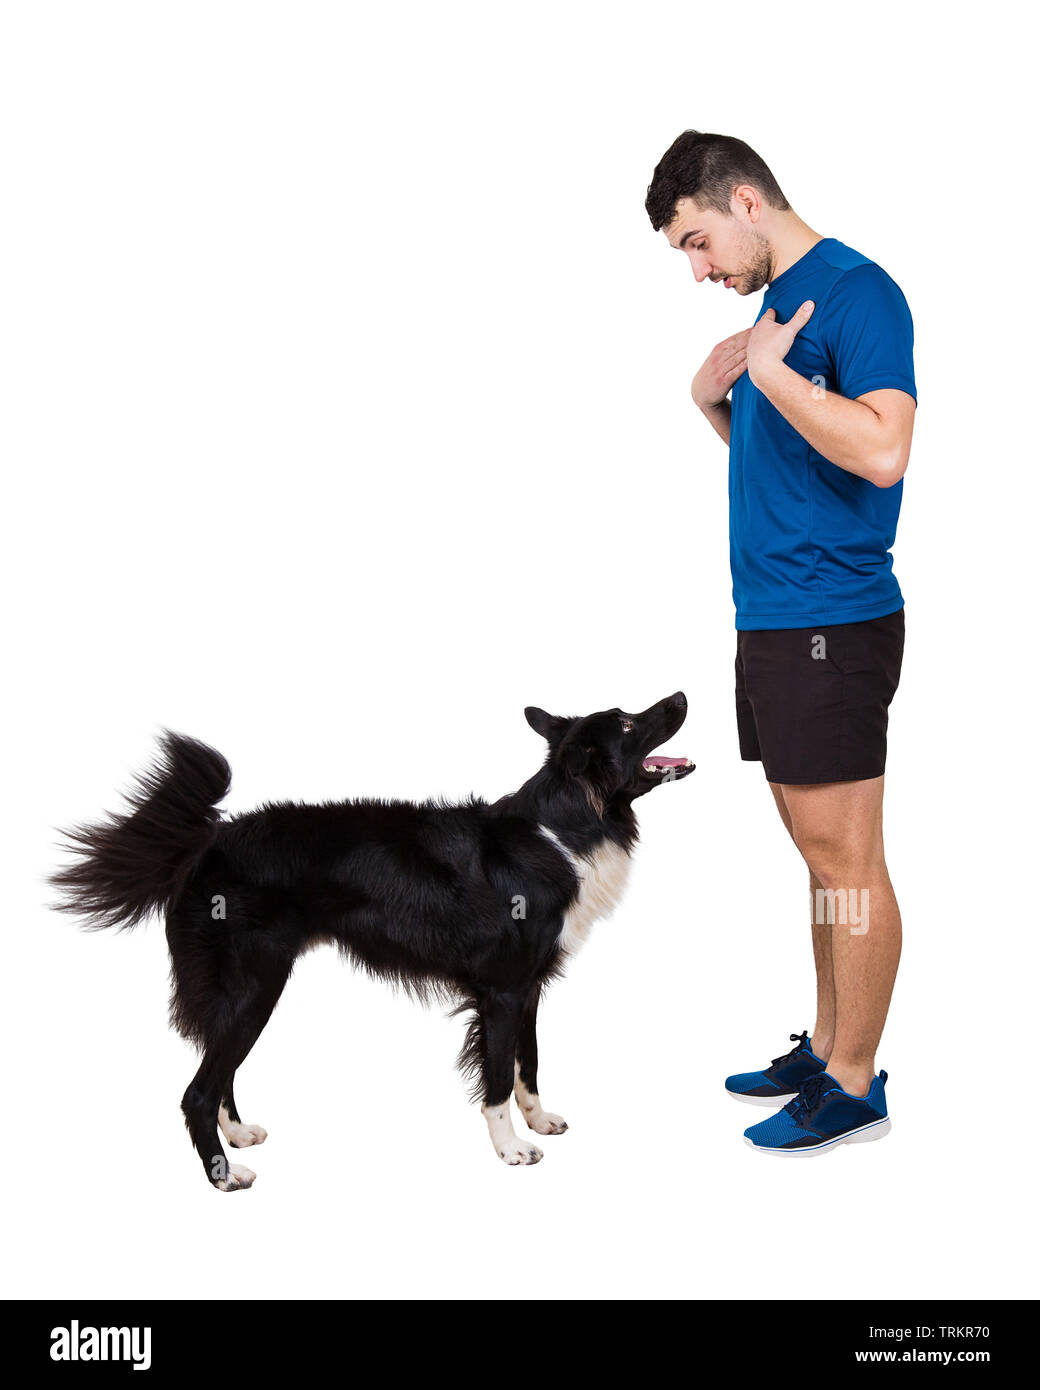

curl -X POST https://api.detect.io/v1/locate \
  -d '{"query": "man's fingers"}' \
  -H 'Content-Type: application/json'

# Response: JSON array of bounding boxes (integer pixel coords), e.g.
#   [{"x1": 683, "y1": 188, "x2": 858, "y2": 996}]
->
[
  {"x1": 718, "y1": 336, "x2": 749, "y2": 364},
  {"x1": 761, "y1": 308, "x2": 776, "y2": 323},
  {"x1": 718, "y1": 327, "x2": 752, "y2": 352},
  {"x1": 788, "y1": 299, "x2": 815, "y2": 333}
]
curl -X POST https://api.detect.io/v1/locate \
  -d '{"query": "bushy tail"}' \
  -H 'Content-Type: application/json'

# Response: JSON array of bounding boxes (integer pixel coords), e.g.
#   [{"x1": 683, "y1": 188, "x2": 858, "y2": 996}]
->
[{"x1": 49, "y1": 731, "x2": 232, "y2": 930}]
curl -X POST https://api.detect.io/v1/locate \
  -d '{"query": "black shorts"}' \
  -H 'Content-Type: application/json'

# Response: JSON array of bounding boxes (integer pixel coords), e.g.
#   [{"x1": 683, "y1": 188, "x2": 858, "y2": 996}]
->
[{"x1": 734, "y1": 608, "x2": 905, "y2": 785}]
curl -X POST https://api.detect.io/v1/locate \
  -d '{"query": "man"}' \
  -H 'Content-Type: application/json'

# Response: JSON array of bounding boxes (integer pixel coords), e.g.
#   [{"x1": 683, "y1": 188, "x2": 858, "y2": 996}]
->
[{"x1": 646, "y1": 131, "x2": 916, "y2": 1154}]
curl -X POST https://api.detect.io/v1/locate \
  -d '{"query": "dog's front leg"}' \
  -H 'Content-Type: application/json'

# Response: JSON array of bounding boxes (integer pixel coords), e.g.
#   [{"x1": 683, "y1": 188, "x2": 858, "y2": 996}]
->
[
  {"x1": 478, "y1": 990, "x2": 543, "y2": 1165},
  {"x1": 514, "y1": 986, "x2": 568, "y2": 1137}
]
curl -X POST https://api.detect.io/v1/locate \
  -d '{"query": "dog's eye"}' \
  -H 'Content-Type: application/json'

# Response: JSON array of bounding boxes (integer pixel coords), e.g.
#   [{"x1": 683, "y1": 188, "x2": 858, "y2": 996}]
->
[{"x1": 620, "y1": 719, "x2": 634, "y2": 733}]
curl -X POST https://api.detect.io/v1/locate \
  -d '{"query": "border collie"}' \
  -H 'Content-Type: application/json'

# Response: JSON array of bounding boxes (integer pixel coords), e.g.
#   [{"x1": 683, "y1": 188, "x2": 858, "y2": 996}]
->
[{"x1": 50, "y1": 694, "x2": 693, "y2": 1190}]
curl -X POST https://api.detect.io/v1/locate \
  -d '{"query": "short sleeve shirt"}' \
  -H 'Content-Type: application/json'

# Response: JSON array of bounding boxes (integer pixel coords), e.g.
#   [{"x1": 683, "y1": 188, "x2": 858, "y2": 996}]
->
[{"x1": 728, "y1": 238, "x2": 916, "y2": 630}]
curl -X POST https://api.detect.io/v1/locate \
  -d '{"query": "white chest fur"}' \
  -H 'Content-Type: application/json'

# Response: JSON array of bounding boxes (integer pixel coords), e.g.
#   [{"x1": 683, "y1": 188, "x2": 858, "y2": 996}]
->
[{"x1": 538, "y1": 826, "x2": 633, "y2": 956}]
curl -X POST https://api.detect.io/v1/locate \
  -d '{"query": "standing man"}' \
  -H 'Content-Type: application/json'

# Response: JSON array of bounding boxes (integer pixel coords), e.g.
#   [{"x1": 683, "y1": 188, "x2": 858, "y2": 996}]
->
[{"x1": 646, "y1": 131, "x2": 916, "y2": 1154}]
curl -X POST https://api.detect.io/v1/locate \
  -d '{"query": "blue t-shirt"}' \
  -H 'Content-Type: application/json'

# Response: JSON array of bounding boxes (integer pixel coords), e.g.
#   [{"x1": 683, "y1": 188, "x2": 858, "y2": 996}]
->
[{"x1": 728, "y1": 238, "x2": 916, "y2": 630}]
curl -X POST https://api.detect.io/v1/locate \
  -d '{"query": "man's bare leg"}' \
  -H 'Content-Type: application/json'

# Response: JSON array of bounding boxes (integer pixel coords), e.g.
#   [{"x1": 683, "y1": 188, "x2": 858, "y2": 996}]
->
[
  {"x1": 768, "y1": 782, "x2": 835, "y2": 1061},
  {"x1": 778, "y1": 776, "x2": 901, "y2": 1097}
]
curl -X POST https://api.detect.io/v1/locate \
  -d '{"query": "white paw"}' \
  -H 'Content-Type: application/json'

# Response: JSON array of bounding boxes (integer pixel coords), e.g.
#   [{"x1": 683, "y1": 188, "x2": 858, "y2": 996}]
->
[
  {"x1": 227, "y1": 1123, "x2": 267, "y2": 1148},
  {"x1": 215, "y1": 1163, "x2": 256, "y2": 1192},
  {"x1": 525, "y1": 1109, "x2": 568, "y2": 1136},
  {"x1": 219, "y1": 1106, "x2": 267, "y2": 1148},
  {"x1": 498, "y1": 1138, "x2": 543, "y2": 1166}
]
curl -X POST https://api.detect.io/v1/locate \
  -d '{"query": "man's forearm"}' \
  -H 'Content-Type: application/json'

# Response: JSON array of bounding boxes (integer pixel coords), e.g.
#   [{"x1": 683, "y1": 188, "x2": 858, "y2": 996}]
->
[
  {"x1": 698, "y1": 398, "x2": 732, "y2": 447},
  {"x1": 750, "y1": 361, "x2": 903, "y2": 488}
]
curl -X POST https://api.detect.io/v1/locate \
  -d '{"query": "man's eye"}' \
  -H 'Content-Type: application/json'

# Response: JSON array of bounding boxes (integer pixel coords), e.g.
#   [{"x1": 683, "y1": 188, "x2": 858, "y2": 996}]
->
[
  {"x1": 621, "y1": 719, "x2": 635, "y2": 733},
  {"x1": 694, "y1": 242, "x2": 706, "y2": 251}
]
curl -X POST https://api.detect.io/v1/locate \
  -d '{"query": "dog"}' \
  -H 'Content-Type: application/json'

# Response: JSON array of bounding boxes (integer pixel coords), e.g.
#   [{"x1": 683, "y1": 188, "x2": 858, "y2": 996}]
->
[{"x1": 50, "y1": 693, "x2": 693, "y2": 1190}]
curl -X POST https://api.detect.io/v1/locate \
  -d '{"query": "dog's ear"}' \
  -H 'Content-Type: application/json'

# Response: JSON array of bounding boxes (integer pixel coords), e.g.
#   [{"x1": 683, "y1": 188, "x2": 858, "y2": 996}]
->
[
  {"x1": 525, "y1": 706, "x2": 569, "y2": 742},
  {"x1": 560, "y1": 739, "x2": 591, "y2": 776}
]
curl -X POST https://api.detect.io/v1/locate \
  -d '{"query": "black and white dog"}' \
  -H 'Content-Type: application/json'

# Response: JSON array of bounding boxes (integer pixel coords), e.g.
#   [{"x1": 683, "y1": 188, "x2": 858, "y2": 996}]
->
[{"x1": 51, "y1": 694, "x2": 693, "y2": 1190}]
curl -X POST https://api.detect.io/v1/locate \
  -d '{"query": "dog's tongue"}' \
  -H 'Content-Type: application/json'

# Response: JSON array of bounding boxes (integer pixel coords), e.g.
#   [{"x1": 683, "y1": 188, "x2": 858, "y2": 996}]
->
[{"x1": 643, "y1": 755, "x2": 688, "y2": 768}]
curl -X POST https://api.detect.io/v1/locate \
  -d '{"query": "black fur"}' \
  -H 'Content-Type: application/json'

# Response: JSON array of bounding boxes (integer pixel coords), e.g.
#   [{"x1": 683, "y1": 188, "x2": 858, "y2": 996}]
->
[
  {"x1": 49, "y1": 732, "x2": 231, "y2": 931},
  {"x1": 50, "y1": 694, "x2": 693, "y2": 1189}
]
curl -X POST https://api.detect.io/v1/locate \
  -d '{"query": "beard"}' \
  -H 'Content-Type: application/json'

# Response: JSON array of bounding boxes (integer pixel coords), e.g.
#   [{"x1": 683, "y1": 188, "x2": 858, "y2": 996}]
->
[{"x1": 733, "y1": 225, "x2": 774, "y2": 295}]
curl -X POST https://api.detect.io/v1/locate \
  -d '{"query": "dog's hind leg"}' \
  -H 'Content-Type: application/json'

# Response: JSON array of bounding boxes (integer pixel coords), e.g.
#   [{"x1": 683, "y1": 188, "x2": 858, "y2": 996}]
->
[
  {"x1": 183, "y1": 1048, "x2": 252, "y2": 1192},
  {"x1": 219, "y1": 1079, "x2": 268, "y2": 1150},
  {"x1": 181, "y1": 962, "x2": 290, "y2": 1191},
  {"x1": 476, "y1": 990, "x2": 544, "y2": 1166},
  {"x1": 514, "y1": 986, "x2": 568, "y2": 1137}
]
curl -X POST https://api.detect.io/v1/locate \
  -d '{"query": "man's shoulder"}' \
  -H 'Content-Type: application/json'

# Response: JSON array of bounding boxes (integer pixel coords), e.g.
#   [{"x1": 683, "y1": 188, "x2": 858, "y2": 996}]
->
[
  {"x1": 773, "y1": 240, "x2": 891, "y2": 312},
  {"x1": 814, "y1": 242, "x2": 910, "y2": 319},
  {"x1": 814, "y1": 238, "x2": 875, "y2": 275}
]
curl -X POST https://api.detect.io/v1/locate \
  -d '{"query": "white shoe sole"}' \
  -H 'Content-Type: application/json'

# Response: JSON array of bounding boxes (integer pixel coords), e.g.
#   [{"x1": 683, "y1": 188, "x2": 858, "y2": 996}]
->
[
  {"x1": 727, "y1": 1088, "x2": 795, "y2": 1107},
  {"x1": 744, "y1": 1115, "x2": 891, "y2": 1154}
]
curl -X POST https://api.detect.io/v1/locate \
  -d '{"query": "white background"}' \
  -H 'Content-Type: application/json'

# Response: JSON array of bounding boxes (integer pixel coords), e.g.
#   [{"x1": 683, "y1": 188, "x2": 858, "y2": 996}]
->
[{"x1": 3, "y1": 1, "x2": 1036, "y2": 1301}]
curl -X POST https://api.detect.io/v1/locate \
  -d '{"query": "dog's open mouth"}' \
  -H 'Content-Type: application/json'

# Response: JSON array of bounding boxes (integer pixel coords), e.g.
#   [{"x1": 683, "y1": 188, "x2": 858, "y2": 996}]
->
[{"x1": 641, "y1": 754, "x2": 696, "y2": 780}]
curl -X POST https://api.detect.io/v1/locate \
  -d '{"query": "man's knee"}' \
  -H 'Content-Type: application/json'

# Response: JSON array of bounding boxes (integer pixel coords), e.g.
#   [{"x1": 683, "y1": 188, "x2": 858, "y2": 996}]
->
[{"x1": 793, "y1": 826, "x2": 883, "y2": 886}]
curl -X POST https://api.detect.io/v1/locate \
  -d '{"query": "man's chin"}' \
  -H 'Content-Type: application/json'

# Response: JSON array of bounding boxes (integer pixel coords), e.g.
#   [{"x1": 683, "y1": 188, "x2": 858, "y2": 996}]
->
[{"x1": 717, "y1": 274, "x2": 758, "y2": 296}]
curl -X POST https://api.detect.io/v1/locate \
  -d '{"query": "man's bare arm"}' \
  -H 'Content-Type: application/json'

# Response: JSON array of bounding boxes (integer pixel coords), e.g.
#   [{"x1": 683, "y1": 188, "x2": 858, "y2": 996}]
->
[
  {"x1": 752, "y1": 364, "x2": 915, "y2": 487},
  {"x1": 698, "y1": 398, "x2": 733, "y2": 446},
  {"x1": 691, "y1": 329, "x2": 750, "y2": 447}
]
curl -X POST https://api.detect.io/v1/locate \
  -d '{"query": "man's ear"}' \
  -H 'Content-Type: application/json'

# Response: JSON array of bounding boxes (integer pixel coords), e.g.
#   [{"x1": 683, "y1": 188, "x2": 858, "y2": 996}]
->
[{"x1": 525, "y1": 706, "x2": 568, "y2": 741}]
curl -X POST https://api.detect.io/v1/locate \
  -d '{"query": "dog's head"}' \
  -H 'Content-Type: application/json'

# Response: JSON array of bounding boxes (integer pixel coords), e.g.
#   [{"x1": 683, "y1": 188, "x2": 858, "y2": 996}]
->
[{"x1": 525, "y1": 692, "x2": 694, "y2": 811}]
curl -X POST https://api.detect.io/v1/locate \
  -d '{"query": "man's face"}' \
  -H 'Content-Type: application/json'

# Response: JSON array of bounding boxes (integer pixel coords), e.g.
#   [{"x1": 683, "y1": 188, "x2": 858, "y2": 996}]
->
[{"x1": 663, "y1": 194, "x2": 773, "y2": 295}]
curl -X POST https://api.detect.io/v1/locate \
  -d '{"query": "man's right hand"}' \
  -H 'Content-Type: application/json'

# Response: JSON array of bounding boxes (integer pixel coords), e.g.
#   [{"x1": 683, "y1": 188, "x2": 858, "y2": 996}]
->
[{"x1": 691, "y1": 329, "x2": 751, "y2": 410}]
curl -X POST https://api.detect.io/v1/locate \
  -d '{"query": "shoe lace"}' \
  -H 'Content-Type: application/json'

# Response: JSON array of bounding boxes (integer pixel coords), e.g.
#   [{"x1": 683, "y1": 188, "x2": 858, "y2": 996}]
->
[
  {"x1": 784, "y1": 1072, "x2": 829, "y2": 1124},
  {"x1": 770, "y1": 1030, "x2": 809, "y2": 1068}
]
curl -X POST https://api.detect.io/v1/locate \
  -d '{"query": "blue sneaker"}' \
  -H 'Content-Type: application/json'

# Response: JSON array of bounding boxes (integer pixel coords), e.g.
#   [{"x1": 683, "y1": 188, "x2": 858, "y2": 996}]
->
[
  {"x1": 725, "y1": 1030, "x2": 827, "y2": 1106},
  {"x1": 743, "y1": 1071, "x2": 891, "y2": 1154}
]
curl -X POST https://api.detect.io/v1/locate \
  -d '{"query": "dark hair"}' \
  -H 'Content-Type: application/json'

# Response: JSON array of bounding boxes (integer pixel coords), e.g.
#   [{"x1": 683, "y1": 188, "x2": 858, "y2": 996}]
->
[{"x1": 645, "y1": 130, "x2": 790, "y2": 231}]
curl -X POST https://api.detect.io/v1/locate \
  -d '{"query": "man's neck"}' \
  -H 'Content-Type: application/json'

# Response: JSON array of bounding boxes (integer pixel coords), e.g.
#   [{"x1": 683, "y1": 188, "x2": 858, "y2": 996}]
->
[{"x1": 767, "y1": 216, "x2": 825, "y2": 284}]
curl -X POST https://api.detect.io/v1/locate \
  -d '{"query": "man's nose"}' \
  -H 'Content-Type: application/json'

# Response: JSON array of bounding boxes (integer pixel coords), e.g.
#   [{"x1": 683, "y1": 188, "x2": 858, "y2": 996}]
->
[{"x1": 689, "y1": 257, "x2": 712, "y2": 284}]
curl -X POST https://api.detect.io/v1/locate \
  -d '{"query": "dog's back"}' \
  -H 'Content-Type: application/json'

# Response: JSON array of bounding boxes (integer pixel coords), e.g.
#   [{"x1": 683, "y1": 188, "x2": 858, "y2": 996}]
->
[{"x1": 175, "y1": 795, "x2": 579, "y2": 1001}]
